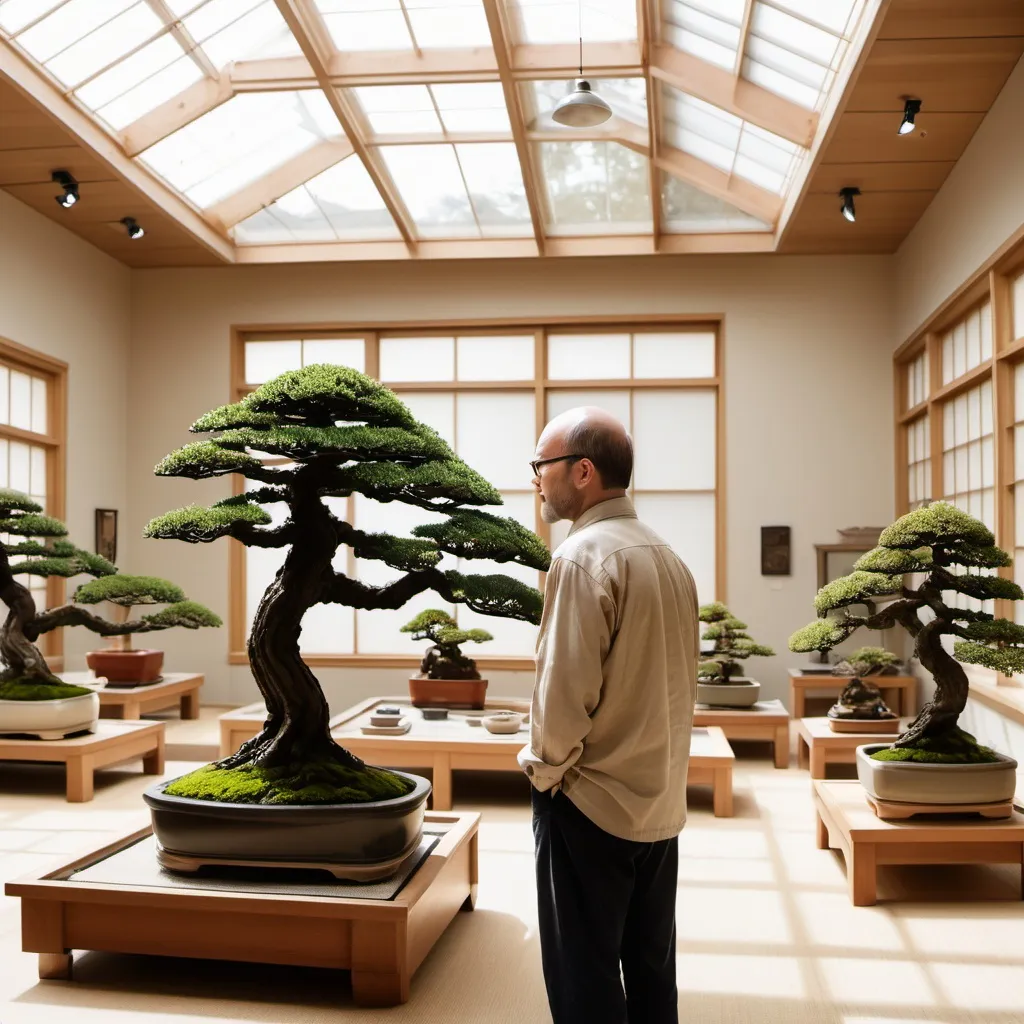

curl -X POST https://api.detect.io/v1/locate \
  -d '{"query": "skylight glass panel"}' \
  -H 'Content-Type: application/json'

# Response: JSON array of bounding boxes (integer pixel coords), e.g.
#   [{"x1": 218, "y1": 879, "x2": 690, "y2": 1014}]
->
[
  {"x1": 186, "y1": 0, "x2": 301, "y2": 64},
  {"x1": 0, "y1": 0, "x2": 66, "y2": 34},
  {"x1": 524, "y1": 78, "x2": 646, "y2": 131},
  {"x1": 86, "y1": 54, "x2": 204, "y2": 130},
  {"x1": 316, "y1": 0, "x2": 491, "y2": 51},
  {"x1": 141, "y1": 91, "x2": 345, "y2": 209},
  {"x1": 403, "y1": 0, "x2": 491, "y2": 48},
  {"x1": 661, "y1": 174, "x2": 769, "y2": 233},
  {"x1": 507, "y1": 0, "x2": 637, "y2": 44},
  {"x1": 233, "y1": 156, "x2": 401, "y2": 244},
  {"x1": 661, "y1": 0, "x2": 743, "y2": 72},
  {"x1": 355, "y1": 86, "x2": 442, "y2": 135},
  {"x1": 13, "y1": 0, "x2": 136, "y2": 64},
  {"x1": 432, "y1": 83, "x2": 510, "y2": 133},
  {"x1": 540, "y1": 141, "x2": 651, "y2": 236},
  {"x1": 381, "y1": 145, "x2": 477, "y2": 237},
  {"x1": 454, "y1": 143, "x2": 531, "y2": 236},
  {"x1": 772, "y1": 0, "x2": 858, "y2": 35}
]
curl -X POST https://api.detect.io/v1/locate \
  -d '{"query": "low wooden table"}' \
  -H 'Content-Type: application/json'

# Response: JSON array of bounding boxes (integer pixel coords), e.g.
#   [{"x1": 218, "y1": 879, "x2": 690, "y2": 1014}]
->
[
  {"x1": 687, "y1": 726, "x2": 735, "y2": 817},
  {"x1": 0, "y1": 720, "x2": 165, "y2": 802},
  {"x1": 788, "y1": 669, "x2": 917, "y2": 718},
  {"x1": 813, "y1": 780, "x2": 1024, "y2": 906},
  {"x1": 693, "y1": 698, "x2": 790, "y2": 769},
  {"x1": 797, "y1": 717, "x2": 912, "y2": 778},
  {"x1": 62, "y1": 671, "x2": 203, "y2": 721},
  {"x1": 6, "y1": 811, "x2": 478, "y2": 1007}
]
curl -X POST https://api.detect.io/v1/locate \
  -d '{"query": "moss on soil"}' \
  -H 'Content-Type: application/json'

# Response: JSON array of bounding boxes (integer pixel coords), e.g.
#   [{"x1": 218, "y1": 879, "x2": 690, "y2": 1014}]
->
[
  {"x1": 165, "y1": 759, "x2": 417, "y2": 805},
  {"x1": 870, "y1": 727, "x2": 1002, "y2": 764},
  {"x1": 0, "y1": 678, "x2": 92, "y2": 700}
]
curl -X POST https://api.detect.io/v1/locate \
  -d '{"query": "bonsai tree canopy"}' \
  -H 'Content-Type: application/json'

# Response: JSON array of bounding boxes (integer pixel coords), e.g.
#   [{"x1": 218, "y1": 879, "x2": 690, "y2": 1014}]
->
[
  {"x1": 790, "y1": 502, "x2": 1020, "y2": 763},
  {"x1": 833, "y1": 646, "x2": 901, "y2": 678},
  {"x1": 401, "y1": 608, "x2": 493, "y2": 680},
  {"x1": 697, "y1": 602, "x2": 775, "y2": 682},
  {"x1": 146, "y1": 365, "x2": 551, "y2": 805}
]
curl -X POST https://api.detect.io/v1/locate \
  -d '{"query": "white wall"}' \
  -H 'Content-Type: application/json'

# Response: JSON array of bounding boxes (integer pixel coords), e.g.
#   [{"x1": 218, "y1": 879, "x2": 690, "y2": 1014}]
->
[
  {"x1": 128, "y1": 255, "x2": 896, "y2": 709},
  {"x1": 895, "y1": 55, "x2": 1024, "y2": 343},
  {"x1": 0, "y1": 191, "x2": 131, "y2": 668}
]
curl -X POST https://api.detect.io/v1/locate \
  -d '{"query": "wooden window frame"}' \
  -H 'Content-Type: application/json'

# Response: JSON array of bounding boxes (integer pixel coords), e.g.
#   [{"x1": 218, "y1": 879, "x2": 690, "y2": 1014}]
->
[
  {"x1": 0, "y1": 337, "x2": 68, "y2": 673},
  {"x1": 228, "y1": 314, "x2": 725, "y2": 670}
]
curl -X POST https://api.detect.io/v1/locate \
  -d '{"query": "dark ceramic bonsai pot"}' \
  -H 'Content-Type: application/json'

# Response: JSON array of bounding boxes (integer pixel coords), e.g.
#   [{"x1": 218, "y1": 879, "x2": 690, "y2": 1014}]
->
[{"x1": 144, "y1": 771, "x2": 431, "y2": 876}]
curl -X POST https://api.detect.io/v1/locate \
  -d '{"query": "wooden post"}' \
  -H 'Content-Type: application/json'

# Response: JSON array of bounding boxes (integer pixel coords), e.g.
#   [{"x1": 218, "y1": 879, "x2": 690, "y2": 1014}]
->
[
  {"x1": 774, "y1": 723, "x2": 789, "y2": 769},
  {"x1": 712, "y1": 767, "x2": 733, "y2": 817},
  {"x1": 815, "y1": 812, "x2": 829, "y2": 851},
  {"x1": 431, "y1": 752, "x2": 452, "y2": 811},
  {"x1": 849, "y1": 842, "x2": 877, "y2": 906},
  {"x1": 65, "y1": 754, "x2": 94, "y2": 802}
]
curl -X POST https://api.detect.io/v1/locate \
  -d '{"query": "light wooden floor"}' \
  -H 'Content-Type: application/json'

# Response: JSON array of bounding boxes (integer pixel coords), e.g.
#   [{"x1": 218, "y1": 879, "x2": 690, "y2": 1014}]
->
[{"x1": 2, "y1": 737, "x2": 1024, "y2": 1023}]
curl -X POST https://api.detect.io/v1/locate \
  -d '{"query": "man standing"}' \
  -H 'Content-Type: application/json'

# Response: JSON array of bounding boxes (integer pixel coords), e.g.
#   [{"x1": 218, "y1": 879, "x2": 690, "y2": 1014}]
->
[{"x1": 518, "y1": 406, "x2": 699, "y2": 1024}]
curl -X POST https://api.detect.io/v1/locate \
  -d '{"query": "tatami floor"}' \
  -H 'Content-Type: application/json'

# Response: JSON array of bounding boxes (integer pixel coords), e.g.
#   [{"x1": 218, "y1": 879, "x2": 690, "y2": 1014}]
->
[{"x1": 2, "y1": 728, "x2": 1024, "y2": 1024}]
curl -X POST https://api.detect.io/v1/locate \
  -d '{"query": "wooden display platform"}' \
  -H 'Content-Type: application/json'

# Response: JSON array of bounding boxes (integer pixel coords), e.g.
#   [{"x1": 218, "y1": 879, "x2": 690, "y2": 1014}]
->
[
  {"x1": 5, "y1": 811, "x2": 479, "y2": 1007},
  {"x1": 867, "y1": 796, "x2": 1014, "y2": 820},
  {"x1": 788, "y1": 670, "x2": 917, "y2": 718},
  {"x1": 62, "y1": 671, "x2": 203, "y2": 721},
  {"x1": 813, "y1": 780, "x2": 1024, "y2": 906},
  {"x1": 221, "y1": 699, "x2": 736, "y2": 814},
  {"x1": 693, "y1": 698, "x2": 790, "y2": 769},
  {"x1": 797, "y1": 717, "x2": 912, "y2": 779},
  {"x1": 0, "y1": 720, "x2": 164, "y2": 802}
]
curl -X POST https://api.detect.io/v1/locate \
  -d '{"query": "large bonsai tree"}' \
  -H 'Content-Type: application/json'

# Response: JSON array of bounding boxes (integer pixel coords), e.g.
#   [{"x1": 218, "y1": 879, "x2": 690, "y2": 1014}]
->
[
  {"x1": 790, "y1": 502, "x2": 1020, "y2": 762},
  {"x1": 698, "y1": 602, "x2": 775, "y2": 682},
  {"x1": 145, "y1": 365, "x2": 550, "y2": 804},
  {"x1": 401, "y1": 608, "x2": 492, "y2": 679},
  {"x1": 0, "y1": 489, "x2": 220, "y2": 700}
]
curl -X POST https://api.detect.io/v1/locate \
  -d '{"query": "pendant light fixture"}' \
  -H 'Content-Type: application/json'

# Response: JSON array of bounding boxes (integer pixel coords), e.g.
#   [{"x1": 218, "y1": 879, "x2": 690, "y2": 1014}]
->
[
  {"x1": 552, "y1": 0, "x2": 612, "y2": 128},
  {"x1": 839, "y1": 187, "x2": 860, "y2": 223}
]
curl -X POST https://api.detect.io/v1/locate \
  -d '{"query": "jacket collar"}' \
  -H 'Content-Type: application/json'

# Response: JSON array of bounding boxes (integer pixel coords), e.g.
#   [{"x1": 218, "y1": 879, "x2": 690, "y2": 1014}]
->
[{"x1": 568, "y1": 496, "x2": 637, "y2": 537}]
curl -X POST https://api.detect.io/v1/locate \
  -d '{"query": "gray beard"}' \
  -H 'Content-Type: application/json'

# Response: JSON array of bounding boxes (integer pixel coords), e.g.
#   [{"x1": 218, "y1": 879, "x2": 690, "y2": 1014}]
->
[{"x1": 540, "y1": 500, "x2": 562, "y2": 524}]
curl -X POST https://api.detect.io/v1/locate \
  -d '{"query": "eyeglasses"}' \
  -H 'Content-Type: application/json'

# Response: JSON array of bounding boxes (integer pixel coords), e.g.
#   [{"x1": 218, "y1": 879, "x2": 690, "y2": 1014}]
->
[{"x1": 530, "y1": 454, "x2": 584, "y2": 477}]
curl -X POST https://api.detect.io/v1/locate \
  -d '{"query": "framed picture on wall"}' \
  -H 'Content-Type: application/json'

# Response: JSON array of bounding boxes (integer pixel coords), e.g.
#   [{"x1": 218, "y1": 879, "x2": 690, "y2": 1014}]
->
[
  {"x1": 761, "y1": 525, "x2": 791, "y2": 575},
  {"x1": 95, "y1": 509, "x2": 118, "y2": 565}
]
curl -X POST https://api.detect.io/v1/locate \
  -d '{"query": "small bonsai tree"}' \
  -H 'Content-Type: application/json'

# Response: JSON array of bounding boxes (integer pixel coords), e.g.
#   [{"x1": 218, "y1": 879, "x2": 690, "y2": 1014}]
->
[
  {"x1": 145, "y1": 365, "x2": 551, "y2": 805},
  {"x1": 698, "y1": 602, "x2": 775, "y2": 682},
  {"x1": 401, "y1": 609, "x2": 492, "y2": 679},
  {"x1": 0, "y1": 489, "x2": 220, "y2": 701},
  {"x1": 789, "y1": 502, "x2": 1021, "y2": 763},
  {"x1": 833, "y1": 646, "x2": 901, "y2": 678}
]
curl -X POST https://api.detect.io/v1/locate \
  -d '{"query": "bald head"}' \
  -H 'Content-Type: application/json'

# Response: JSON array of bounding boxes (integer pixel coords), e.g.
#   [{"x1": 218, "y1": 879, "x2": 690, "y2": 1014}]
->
[{"x1": 540, "y1": 407, "x2": 633, "y2": 490}]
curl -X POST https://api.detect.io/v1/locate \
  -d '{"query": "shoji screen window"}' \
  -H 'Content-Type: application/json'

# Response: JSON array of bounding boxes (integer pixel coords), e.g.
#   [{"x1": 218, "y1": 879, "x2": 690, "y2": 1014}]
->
[
  {"x1": 1014, "y1": 361, "x2": 1024, "y2": 623},
  {"x1": 941, "y1": 303, "x2": 992, "y2": 385},
  {"x1": 906, "y1": 415, "x2": 930, "y2": 510},
  {"x1": 942, "y1": 381, "x2": 994, "y2": 529},
  {"x1": 545, "y1": 330, "x2": 719, "y2": 603}
]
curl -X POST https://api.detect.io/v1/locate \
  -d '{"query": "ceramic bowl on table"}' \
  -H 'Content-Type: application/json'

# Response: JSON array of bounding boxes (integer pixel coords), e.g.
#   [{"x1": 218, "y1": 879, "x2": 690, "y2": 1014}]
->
[{"x1": 482, "y1": 712, "x2": 526, "y2": 735}]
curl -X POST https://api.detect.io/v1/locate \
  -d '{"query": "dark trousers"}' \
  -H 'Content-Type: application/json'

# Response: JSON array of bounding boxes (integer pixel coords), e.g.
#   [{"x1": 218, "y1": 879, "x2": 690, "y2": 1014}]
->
[{"x1": 531, "y1": 787, "x2": 678, "y2": 1024}]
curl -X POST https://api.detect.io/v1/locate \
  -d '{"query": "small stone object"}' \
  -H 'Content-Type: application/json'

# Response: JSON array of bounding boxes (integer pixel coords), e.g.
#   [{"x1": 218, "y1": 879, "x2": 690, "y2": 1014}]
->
[
  {"x1": 377, "y1": 706, "x2": 402, "y2": 716},
  {"x1": 482, "y1": 711, "x2": 525, "y2": 735},
  {"x1": 421, "y1": 707, "x2": 449, "y2": 721},
  {"x1": 370, "y1": 710, "x2": 404, "y2": 728},
  {"x1": 827, "y1": 678, "x2": 897, "y2": 722}
]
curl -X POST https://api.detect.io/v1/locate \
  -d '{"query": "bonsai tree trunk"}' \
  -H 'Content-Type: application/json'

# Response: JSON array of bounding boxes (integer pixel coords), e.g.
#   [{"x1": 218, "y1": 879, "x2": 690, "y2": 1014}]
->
[
  {"x1": 0, "y1": 548, "x2": 54, "y2": 684},
  {"x1": 223, "y1": 485, "x2": 362, "y2": 771},
  {"x1": 894, "y1": 619, "x2": 965, "y2": 749},
  {"x1": 112, "y1": 604, "x2": 132, "y2": 651},
  {"x1": 428, "y1": 642, "x2": 479, "y2": 680}
]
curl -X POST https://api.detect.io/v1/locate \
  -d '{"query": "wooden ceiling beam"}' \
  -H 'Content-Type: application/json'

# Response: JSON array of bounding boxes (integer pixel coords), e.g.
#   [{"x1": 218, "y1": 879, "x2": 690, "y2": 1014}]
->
[
  {"x1": 639, "y1": 0, "x2": 661, "y2": 251},
  {"x1": 480, "y1": 0, "x2": 546, "y2": 256},
  {"x1": 0, "y1": 37, "x2": 234, "y2": 263},
  {"x1": 144, "y1": 0, "x2": 218, "y2": 79},
  {"x1": 121, "y1": 73, "x2": 233, "y2": 157},
  {"x1": 733, "y1": 0, "x2": 754, "y2": 79},
  {"x1": 271, "y1": 0, "x2": 418, "y2": 253},
  {"x1": 651, "y1": 43, "x2": 817, "y2": 148}
]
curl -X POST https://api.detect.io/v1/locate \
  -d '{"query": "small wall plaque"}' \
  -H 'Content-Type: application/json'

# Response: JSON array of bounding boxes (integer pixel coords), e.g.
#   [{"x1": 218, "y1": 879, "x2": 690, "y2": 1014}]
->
[
  {"x1": 761, "y1": 525, "x2": 791, "y2": 576},
  {"x1": 95, "y1": 509, "x2": 118, "y2": 565}
]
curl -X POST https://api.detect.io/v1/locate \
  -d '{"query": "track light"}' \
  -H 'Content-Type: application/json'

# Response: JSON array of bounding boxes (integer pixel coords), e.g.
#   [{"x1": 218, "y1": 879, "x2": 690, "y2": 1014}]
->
[
  {"x1": 52, "y1": 170, "x2": 79, "y2": 208},
  {"x1": 120, "y1": 217, "x2": 144, "y2": 240},
  {"x1": 899, "y1": 98, "x2": 921, "y2": 136},
  {"x1": 839, "y1": 187, "x2": 860, "y2": 223}
]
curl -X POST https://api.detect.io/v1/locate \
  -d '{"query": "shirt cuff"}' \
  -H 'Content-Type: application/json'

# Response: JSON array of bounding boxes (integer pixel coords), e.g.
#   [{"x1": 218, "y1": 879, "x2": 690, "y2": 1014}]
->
[{"x1": 517, "y1": 746, "x2": 565, "y2": 793}]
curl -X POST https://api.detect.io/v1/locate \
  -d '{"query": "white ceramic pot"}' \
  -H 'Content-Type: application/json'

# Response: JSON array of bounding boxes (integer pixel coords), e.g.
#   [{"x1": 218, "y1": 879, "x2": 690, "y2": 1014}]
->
[
  {"x1": 482, "y1": 712, "x2": 525, "y2": 735},
  {"x1": 856, "y1": 743, "x2": 1018, "y2": 804},
  {"x1": 0, "y1": 692, "x2": 99, "y2": 740},
  {"x1": 696, "y1": 678, "x2": 760, "y2": 708}
]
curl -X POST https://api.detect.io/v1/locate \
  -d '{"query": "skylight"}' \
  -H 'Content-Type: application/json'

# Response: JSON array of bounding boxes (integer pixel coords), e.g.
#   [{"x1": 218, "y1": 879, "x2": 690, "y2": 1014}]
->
[
  {"x1": 315, "y1": 0, "x2": 493, "y2": 51},
  {"x1": 661, "y1": 0, "x2": 744, "y2": 72},
  {"x1": 662, "y1": 175, "x2": 770, "y2": 233},
  {"x1": 524, "y1": 78, "x2": 647, "y2": 131},
  {"x1": 505, "y1": 0, "x2": 637, "y2": 43},
  {"x1": 353, "y1": 83, "x2": 511, "y2": 136}
]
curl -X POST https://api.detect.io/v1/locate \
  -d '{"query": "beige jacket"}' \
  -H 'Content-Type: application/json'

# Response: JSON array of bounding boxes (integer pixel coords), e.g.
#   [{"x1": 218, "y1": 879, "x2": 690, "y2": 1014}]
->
[{"x1": 518, "y1": 496, "x2": 699, "y2": 842}]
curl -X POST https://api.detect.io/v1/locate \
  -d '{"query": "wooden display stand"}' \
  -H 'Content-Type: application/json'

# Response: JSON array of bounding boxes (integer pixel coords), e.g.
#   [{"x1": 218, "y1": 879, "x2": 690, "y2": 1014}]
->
[
  {"x1": 866, "y1": 796, "x2": 1014, "y2": 820},
  {"x1": 686, "y1": 726, "x2": 735, "y2": 817},
  {"x1": 0, "y1": 720, "x2": 164, "y2": 802},
  {"x1": 813, "y1": 780, "x2": 1024, "y2": 906},
  {"x1": 62, "y1": 671, "x2": 203, "y2": 721},
  {"x1": 797, "y1": 716, "x2": 912, "y2": 779},
  {"x1": 693, "y1": 698, "x2": 790, "y2": 769},
  {"x1": 6, "y1": 811, "x2": 479, "y2": 1007},
  {"x1": 788, "y1": 669, "x2": 917, "y2": 718}
]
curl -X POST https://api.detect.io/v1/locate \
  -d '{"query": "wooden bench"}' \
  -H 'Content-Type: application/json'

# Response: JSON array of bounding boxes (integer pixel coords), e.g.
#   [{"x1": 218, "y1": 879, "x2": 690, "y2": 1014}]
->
[
  {"x1": 796, "y1": 716, "x2": 911, "y2": 778},
  {"x1": 0, "y1": 720, "x2": 165, "y2": 802},
  {"x1": 693, "y1": 698, "x2": 790, "y2": 768},
  {"x1": 62, "y1": 671, "x2": 203, "y2": 721},
  {"x1": 813, "y1": 780, "x2": 1024, "y2": 906},
  {"x1": 788, "y1": 669, "x2": 917, "y2": 718}
]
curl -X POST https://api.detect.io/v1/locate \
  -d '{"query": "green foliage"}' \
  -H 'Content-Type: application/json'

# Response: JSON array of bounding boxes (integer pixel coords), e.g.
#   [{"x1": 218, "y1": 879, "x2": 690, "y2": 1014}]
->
[
  {"x1": 699, "y1": 604, "x2": 773, "y2": 681},
  {"x1": 401, "y1": 609, "x2": 492, "y2": 647},
  {"x1": 697, "y1": 661, "x2": 722, "y2": 680},
  {"x1": 352, "y1": 532, "x2": 441, "y2": 573},
  {"x1": 401, "y1": 609, "x2": 458, "y2": 633},
  {"x1": 216, "y1": 424, "x2": 452, "y2": 462},
  {"x1": 164, "y1": 759, "x2": 416, "y2": 805},
  {"x1": 961, "y1": 619, "x2": 1024, "y2": 644},
  {"x1": 870, "y1": 727, "x2": 1001, "y2": 764},
  {"x1": 245, "y1": 364, "x2": 418, "y2": 430},
  {"x1": 788, "y1": 619, "x2": 853, "y2": 653},
  {"x1": 878, "y1": 501, "x2": 994, "y2": 551},
  {"x1": 214, "y1": 487, "x2": 288, "y2": 507},
  {"x1": 442, "y1": 569, "x2": 544, "y2": 624},
  {"x1": 155, "y1": 441, "x2": 263, "y2": 480},
  {"x1": 814, "y1": 571, "x2": 902, "y2": 614},
  {"x1": 943, "y1": 573, "x2": 1024, "y2": 602},
  {"x1": 0, "y1": 490, "x2": 42, "y2": 513},
  {"x1": 953, "y1": 641, "x2": 1024, "y2": 675},
  {"x1": 698, "y1": 602, "x2": 730, "y2": 623},
  {"x1": 0, "y1": 678, "x2": 92, "y2": 700},
  {"x1": 0, "y1": 513, "x2": 68, "y2": 538},
  {"x1": 191, "y1": 403, "x2": 277, "y2": 432},
  {"x1": 7, "y1": 542, "x2": 115, "y2": 580},
  {"x1": 412, "y1": 509, "x2": 552, "y2": 572},
  {"x1": 844, "y1": 646, "x2": 900, "y2": 674},
  {"x1": 74, "y1": 575, "x2": 186, "y2": 606},
  {"x1": 436, "y1": 625, "x2": 492, "y2": 646},
  {"x1": 952, "y1": 545, "x2": 1013, "y2": 569},
  {"x1": 335, "y1": 460, "x2": 502, "y2": 507},
  {"x1": 144, "y1": 503, "x2": 272, "y2": 542},
  {"x1": 141, "y1": 601, "x2": 222, "y2": 629},
  {"x1": 854, "y1": 546, "x2": 932, "y2": 574}
]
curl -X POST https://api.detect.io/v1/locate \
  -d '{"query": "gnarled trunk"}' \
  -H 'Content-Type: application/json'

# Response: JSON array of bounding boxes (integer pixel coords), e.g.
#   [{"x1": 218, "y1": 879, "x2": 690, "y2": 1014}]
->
[
  {"x1": 0, "y1": 547, "x2": 56, "y2": 685},
  {"x1": 894, "y1": 619, "x2": 965, "y2": 749},
  {"x1": 221, "y1": 484, "x2": 362, "y2": 771}
]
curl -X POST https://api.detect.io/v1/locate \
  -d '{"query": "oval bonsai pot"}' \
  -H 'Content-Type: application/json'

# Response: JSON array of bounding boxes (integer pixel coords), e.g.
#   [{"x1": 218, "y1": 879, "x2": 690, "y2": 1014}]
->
[
  {"x1": 409, "y1": 675, "x2": 487, "y2": 709},
  {"x1": 144, "y1": 771, "x2": 432, "y2": 878},
  {"x1": 696, "y1": 678, "x2": 760, "y2": 708},
  {"x1": 856, "y1": 743, "x2": 1018, "y2": 804},
  {"x1": 0, "y1": 691, "x2": 98, "y2": 740},
  {"x1": 827, "y1": 716, "x2": 901, "y2": 734},
  {"x1": 86, "y1": 649, "x2": 164, "y2": 686}
]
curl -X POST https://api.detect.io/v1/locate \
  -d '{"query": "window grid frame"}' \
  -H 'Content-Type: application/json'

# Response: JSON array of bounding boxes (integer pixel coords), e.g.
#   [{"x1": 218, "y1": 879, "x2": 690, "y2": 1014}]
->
[{"x1": 230, "y1": 315, "x2": 723, "y2": 669}]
